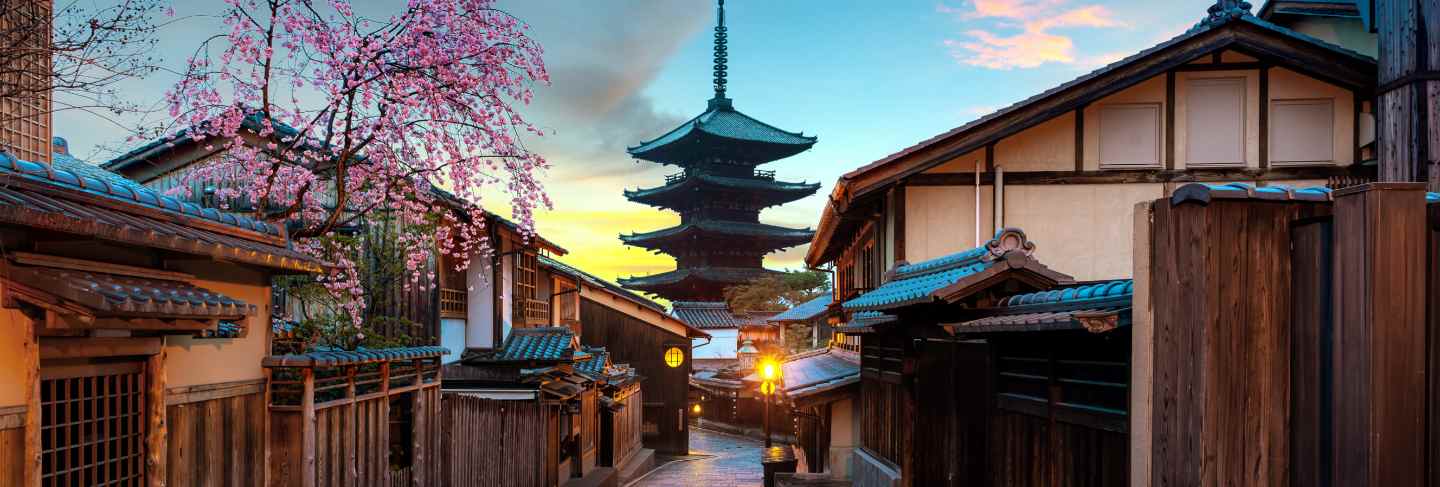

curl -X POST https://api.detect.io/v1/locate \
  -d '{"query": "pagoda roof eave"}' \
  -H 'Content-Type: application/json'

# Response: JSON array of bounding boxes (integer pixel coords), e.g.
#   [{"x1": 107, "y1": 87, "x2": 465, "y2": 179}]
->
[
  {"x1": 626, "y1": 100, "x2": 816, "y2": 165},
  {"x1": 619, "y1": 221, "x2": 815, "y2": 252},
  {"x1": 619, "y1": 266, "x2": 781, "y2": 295},
  {"x1": 623, "y1": 175, "x2": 821, "y2": 208}
]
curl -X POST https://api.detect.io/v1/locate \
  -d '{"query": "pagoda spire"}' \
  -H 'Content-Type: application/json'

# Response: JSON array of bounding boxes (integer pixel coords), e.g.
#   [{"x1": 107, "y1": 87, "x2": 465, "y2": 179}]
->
[{"x1": 712, "y1": 0, "x2": 728, "y2": 101}]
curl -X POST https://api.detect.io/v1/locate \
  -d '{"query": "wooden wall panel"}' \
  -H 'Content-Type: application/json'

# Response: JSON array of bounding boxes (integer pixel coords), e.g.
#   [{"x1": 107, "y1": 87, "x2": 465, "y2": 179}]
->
[
  {"x1": 578, "y1": 298, "x2": 691, "y2": 454},
  {"x1": 440, "y1": 394, "x2": 547, "y2": 487},
  {"x1": 166, "y1": 391, "x2": 267, "y2": 487},
  {"x1": 1429, "y1": 203, "x2": 1439, "y2": 487},
  {"x1": 1289, "y1": 220, "x2": 1333, "y2": 487},
  {"x1": 1149, "y1": 199, "x2": 1326, "y2": 487},
  {"x1": 0, "y1": 426, "x2": 22, "y2": 487}
]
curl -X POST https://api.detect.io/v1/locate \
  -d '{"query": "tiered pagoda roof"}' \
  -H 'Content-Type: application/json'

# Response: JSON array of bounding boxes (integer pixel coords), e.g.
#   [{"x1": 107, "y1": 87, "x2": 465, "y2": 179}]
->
[{"x1": 618, "y1": 0, "x2": 818, "y2": 302}]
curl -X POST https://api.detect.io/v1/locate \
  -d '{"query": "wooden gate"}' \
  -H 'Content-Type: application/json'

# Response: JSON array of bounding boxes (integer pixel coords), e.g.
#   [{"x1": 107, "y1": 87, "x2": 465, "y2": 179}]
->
[
  {"x1": 439, "y1": 394, "x2": 547, "y2": 487},
  {"x1": 40, "y1": 360, "x2": 147, "y2": 487}
]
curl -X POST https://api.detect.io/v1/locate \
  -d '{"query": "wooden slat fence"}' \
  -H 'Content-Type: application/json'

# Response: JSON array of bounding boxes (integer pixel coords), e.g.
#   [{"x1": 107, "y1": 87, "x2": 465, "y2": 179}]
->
[
  {"x1": 440, "y1": 394, "x2": 546, "y2": 487},
  {"x1": 166, "y1": 390, "x2": 266, "y2": 487},
  {"x1": 610, "y1": 388, "x2": 643, "y2": 468}
]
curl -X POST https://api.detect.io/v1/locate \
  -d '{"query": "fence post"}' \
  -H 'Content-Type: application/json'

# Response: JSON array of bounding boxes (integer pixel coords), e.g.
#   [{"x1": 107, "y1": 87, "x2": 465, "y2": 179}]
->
[
  {"x1": 1331, "y1": 183, "x2": 1429, "y2": 487},
  {"x1": 301, "y1": 367, "x2": 316, "y2": 487}
]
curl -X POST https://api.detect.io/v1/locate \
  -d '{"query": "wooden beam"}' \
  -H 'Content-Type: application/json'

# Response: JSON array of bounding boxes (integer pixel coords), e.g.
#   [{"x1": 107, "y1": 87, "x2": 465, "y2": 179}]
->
[
  {"x1": 40, "y1": 337, "x2": 161, "y2": 359},
  {"x1": 1259, "y1": 66, "x2": 1271, "y2": 169},
  {"x1": 902, "y1": 166, "x2": 1364, "y2": 186},
  {"x1": 893, "y1": 187, "x2": 906, "y2": 263},
  {"x1": 984, "y1": 144, "x2": 996, "y2": 173},
  {"x1": 165, "y1": 378, "x2": 265, "y2": 405},
  {"x1": 22, "y1": 309, "x2": 39, "y2": 487},
  {"x1": 1174, "y1": 61, "x2": 1265, "y2": 72},
  {"x1": 1166, "y1": 71, "x2": 1176, "y2": 170},
  {"x1": 146, "y1": 349, "x2": 167, "y2": 487},
  {"x1": 300, "y1": 367, "x2": 316, "y2": 487},
  {"x1": 1074, "y1": 107, "x2": 1085, "y2": 172},
  {"x1": 6, "y1": 252, "x2": 194, "y2": 282}
]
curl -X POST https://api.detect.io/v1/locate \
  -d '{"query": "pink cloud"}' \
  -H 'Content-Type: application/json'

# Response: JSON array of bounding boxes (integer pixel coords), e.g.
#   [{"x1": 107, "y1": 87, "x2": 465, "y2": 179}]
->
[{"x1": 941, "y1": 0, "x2": 1124, "y2": 70}]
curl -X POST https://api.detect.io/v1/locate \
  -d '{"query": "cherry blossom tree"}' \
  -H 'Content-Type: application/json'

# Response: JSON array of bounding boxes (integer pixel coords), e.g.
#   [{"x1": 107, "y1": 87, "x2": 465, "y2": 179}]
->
[{"x1": 163, "y1": 0, "x2": 551, "y2": 331}]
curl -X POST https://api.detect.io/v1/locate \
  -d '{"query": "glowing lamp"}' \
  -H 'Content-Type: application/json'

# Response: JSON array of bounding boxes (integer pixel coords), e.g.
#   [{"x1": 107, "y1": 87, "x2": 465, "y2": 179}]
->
[
  {"x1": 692, "y1": 404, "x2": 702, "y2": 414},
  {"x1": 759, "y1": 381, "x2": 776, "y2": 395},
  {"x1": 663, "y1": 347, "x2": 684, "y2": 368},
  {"x1": 760, "y1": 359, "x2": 780, "y2": 381}
]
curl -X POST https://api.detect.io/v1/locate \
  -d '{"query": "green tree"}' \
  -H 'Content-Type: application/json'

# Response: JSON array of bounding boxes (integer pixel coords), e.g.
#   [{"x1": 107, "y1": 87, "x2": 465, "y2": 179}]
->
[{"x1": 723, "y1": 271, "x2": 830, "y2": 313}]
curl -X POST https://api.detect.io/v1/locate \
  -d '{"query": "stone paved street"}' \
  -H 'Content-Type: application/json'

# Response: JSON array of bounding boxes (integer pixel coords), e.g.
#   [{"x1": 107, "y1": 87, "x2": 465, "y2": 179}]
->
[{"x1": 630, "y1": 428, "x2": 765, "y2": 487}]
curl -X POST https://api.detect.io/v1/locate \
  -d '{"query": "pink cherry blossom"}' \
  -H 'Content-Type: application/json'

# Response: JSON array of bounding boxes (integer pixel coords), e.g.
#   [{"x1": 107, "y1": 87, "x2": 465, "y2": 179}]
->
[{"x1": 162, "y1": 0, "x2": 550, "y2": 331}]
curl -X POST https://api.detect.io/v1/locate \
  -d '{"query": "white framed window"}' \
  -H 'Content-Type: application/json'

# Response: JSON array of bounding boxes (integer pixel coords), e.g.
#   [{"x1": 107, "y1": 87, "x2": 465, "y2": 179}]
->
[
  {"x1": 1098, "y1": 103, "x2": 1162, "y2": 169},
  {"x1": 1270, "y1": 98, "x2": 1335, "y2": 165},
  {"x1": 1186, "y1": 77, "x2": 1247, "y2": 167}
]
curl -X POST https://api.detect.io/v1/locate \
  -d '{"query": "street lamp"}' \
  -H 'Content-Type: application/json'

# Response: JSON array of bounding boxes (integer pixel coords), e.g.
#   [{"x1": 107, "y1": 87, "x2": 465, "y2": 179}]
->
[{"x1": 757, "y1": 357, "x2": 782, "y2": 448}]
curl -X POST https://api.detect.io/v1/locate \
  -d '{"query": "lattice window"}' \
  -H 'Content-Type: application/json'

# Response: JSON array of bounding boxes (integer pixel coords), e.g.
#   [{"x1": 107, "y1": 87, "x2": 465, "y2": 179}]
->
[
  {"x1": 0, "y1": 0, "x2": 52, "y2": 164},
  {"x1": 41, "y1": 361, "x2": 146, "y2": 487},
  {"x1": 514, "y1": 252, "x2": 548, "y2": 326}
]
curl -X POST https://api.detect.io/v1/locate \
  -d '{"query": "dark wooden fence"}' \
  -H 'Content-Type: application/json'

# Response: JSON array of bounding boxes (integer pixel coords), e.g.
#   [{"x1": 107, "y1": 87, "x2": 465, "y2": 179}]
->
[
  {"x1": 439, "y1": 394, "x2": 547, "y2": 487},
  {"x1": 165, "y1": 381, "x2": 267, "y2": 486},
  {"x1": 1147, "y1": 184, "x2": 1437, "y2": 486}
]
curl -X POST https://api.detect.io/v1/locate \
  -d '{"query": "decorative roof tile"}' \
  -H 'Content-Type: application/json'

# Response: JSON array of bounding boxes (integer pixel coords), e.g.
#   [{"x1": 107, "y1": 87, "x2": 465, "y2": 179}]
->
[
  {"x1": 262, "y1": 346, "x2": 448, "y2": 367},
  {"x1": 495, "y1": 327, "x2": 578, "y2": 362},
  {"x1": 3, "y1": 264, "x2": 254, "y2": 319},
  {"x1": 844, "y1": 228, "x2": 1071, "y2": 312},
  {"x1": 947, "y1": 280, "x2": 1133, "y2": 334},
  {"x1": 624, "y1": 174, "x2": 820, "y2": 210},
  {"x1": 620, "y1": 220, "x2": 814, "y2": 250},
  {"x1": 620, "y1": 266, "x2": 778, "y2": 293},
  {"x1": 769, "y1": 294, "x2": 833, "y2": 323},
  {"x1": 628, "y1": 100, "x2": 817, "y2": 166},
  {"x1": 671, "y1": 301, "x2": 746, "y2": 329}
]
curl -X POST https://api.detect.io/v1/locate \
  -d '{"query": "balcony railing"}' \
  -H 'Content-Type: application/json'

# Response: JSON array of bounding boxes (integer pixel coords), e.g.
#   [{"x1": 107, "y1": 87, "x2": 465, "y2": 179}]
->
[
  {"x1": 522, "y1": 298, "x2": 550, "y2": 326},
  {"x1": 439, "y1": 288, "x2": 467, "y2": 319},
  {"x1": 665, "y1": 172, "x2": 687, "y2": 185},
  {"x1": 753, "y1": 169, "x2": 775, "y2": 180}
]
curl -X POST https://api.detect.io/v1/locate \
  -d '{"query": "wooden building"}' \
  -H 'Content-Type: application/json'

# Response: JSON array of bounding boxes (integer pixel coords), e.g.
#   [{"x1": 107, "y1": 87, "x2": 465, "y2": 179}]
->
[
  {"x1": 832, "y1": 228, "x2": 1134, "y2": 487},
  {"x1": 767, "y1": 294, "x2": 835, "y2": 352},
  {"x1": 542, "y1": 256, "x2": 709, "y2": 457},
  {"x1": 806, "y1": 0, "x2": 1381, "y2": 305},
  {"x1": 740, "y1": 345, "x2": 859, "y2": 478},
  {"x1": 0, "y1": 146, "x2": 321, "y2": 485}
]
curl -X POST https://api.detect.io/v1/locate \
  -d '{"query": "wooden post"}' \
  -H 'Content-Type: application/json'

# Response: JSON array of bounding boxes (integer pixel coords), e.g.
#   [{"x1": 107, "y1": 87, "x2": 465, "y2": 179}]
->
[
  {"x1": 1375, "y1": 0, "x2": 1440, "y2": 191},
  {"x1": 22, "y1": 314, "x2": 39, "y2": 487},
  {"x1": 344, "y1": 366, "x2": 357, "y2": 486},
  {"x1": 1331, "y1": 183, "x2": 1429, "y2": 487},
  {"x1": 146, "y1": 349, "x2": 167, "y2": 487},
  {"x1": 300, "y1": 368, "x2": 315, "y2": 487}
]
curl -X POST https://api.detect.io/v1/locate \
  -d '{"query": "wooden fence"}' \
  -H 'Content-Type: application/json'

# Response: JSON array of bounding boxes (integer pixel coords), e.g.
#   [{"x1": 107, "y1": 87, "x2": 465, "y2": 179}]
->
[
  {"x1": 264, "y1": 350, "x2": 445, "y2": 487},
  {"x1": 606, "y1": 387, "x2": 643, "y2": 468},
  {"x1": 440, "y1": 394, "x2": 547, "y2": 487}
]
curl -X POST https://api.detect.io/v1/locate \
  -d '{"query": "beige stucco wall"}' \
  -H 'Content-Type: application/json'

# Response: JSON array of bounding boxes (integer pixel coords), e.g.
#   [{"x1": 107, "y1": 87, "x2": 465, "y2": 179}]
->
[
  {"x1": 1282, "y1": 17, "x2": 1378, "y2": 58},
  {"x1": 995, "y1": 112, "x2": 1075, "y2": 172},
  {"x1": 1269, "y1": 67, "x2": 1355, "y2": 167},
  {"x1": 904, "y1": 185, "x2": 994, "y2": 264},
  {"x1": 1004, "y1": 184, "x2": 1164, "y2": 281},
  {"x1": 923, "y1": 148, "x2": 983, "y2": 174},
  {"x1": 0, "y1": 306, "x2": 33, "y2": 408},
  {"x1": 1083, "y1": 77, "x2": 1166, "y2": 170},
  {"x1": 828, "y1": 398, "x2": 856, "y2": 478},
  {"x1": 161, "y1": 262, "x2": 272, "y2": 388}
]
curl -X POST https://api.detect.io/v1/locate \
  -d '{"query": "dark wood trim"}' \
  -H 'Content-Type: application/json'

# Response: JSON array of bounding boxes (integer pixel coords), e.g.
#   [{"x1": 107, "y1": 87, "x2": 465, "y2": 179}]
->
[
  {"x1": 903, "y1": 166, "x2": 1361, "y2": 186},
  {"x1": 166, "y1": 378, "x2": 266, "y2": 405},
  {"x1": 40, "y1": 337, "x2": 162, "y2": 359},
  {"x1": 1259, "y1": 66, "x2": 1271, "y2": 169},
  {"x1": 1166, "y1": 71, "x2": 1176, "y2": 170},
  {"x1": 1353, "y1": 90, "x2": 1364, "y2": 164},
  {"x1": 145, "y1": 350, "x2": 167, "y2": 487},
  {"x1": 893, "y1": 186, "x2": 905, "y2": 263},
  {"x1": 984, "y1": 144, "x2": 995, "y2": 173},
  {"x1": 1175, "y1": 61, "x2": 1265, "y2": 72},
  {"x1": 1210, "y1": 51, "x2": 1222, "y2": 64},
  {"x1": 1074, "y1": 107, "x2": 1085, "y2": 172},
  {"x1": 0, "y1": 405, "x2": 24, "y2": 430}
]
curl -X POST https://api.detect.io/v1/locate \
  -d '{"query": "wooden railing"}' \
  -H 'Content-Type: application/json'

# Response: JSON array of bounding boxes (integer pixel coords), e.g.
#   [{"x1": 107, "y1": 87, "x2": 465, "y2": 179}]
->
[
  {"x1": 523, "y1": 298, "x2": 550, "y2": 326},
  {"x1": 439, "y1": 288, "x2": 466, "y2": 319}
]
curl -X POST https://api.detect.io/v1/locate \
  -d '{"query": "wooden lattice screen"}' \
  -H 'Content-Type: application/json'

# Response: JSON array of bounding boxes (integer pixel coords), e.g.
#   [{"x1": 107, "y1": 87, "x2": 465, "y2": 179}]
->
[
  {"x1": 40, "y1": 361, "x2": 147, "y2": 486},
  {"x1": 0, "y1": 0, "x2": 52, "y2": 164}
]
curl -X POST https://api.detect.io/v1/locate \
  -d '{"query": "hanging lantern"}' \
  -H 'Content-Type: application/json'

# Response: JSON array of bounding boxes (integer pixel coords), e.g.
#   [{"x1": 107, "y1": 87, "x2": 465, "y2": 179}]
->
[{"x1": 664, "y1": 346, "x2": 684, "y2": 368}]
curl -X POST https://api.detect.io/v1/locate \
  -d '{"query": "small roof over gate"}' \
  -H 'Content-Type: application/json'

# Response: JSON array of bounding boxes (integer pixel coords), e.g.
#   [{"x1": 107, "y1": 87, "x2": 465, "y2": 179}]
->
[{"x1": 944, "y1": 280, "x2": 1134, "y2": 335}]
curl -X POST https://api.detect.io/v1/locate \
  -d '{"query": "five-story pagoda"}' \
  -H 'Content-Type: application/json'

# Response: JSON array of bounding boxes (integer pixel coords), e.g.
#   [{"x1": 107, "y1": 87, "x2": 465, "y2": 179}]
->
[{"x1": 619, "y1": 0, "x2": 819, "y2": 302}]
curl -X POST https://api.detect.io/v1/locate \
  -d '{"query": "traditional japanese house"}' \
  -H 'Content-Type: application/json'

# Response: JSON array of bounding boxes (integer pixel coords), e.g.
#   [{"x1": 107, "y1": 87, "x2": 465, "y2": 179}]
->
[
  {"x1": 807, "y1": 0, "x2": 1380, "y2": 313},
  {"x1": 767, "y1": 294, "x2": 835, "y2": 352},
  {"x1": 440, "y1": 327, "x2": 632, "y2": 487},
  {"x1": 0, "y1": 144, "x2": 322, "y2": 485},
  {"x1": 541, "y1": 256, "x2": 709, "y2": 457},
  {"x1": 836, "y1": 228, "x2": 1135, "y2": 486}
]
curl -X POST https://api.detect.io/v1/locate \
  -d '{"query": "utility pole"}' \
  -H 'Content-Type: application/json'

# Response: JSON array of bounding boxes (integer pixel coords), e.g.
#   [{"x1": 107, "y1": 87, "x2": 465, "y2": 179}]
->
[{"x1": 1375, "y1": 0, "x2": 1440, "y2": 191}]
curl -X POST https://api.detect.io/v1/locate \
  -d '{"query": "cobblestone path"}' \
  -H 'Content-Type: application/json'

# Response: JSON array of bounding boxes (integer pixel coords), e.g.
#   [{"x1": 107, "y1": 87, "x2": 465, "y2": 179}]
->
[{"x1": 630, "y1": 428, "x2": 765, "y2": 487}]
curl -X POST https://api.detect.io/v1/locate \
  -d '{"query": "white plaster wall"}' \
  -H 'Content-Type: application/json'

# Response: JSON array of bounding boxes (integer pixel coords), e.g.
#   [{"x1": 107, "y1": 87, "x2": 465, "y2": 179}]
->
[
  {"x1": 904, "y1": 185, "x2": 994, "y2": 264},
  {"x1": 828, "y1": 398, "x2": 857, "y2": 478},
  {"x1": 440, "y1": 318, "x2": 466, "y2": 364},
  {"x1": 1004, "y1": 183, "x2": 1165, "y2": 281},
  {"x1": 465, "y1": 254, "x2": 496, "y2": 350},
  {"x1": 692, "y1": 328, "x2": 738, "y2": 360}
]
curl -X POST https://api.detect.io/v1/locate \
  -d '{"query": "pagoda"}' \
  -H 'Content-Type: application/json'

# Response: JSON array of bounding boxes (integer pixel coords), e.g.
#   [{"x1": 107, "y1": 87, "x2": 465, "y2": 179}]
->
[{"x1": 619, "y1": 0, "x2": 819, "y2": 302}]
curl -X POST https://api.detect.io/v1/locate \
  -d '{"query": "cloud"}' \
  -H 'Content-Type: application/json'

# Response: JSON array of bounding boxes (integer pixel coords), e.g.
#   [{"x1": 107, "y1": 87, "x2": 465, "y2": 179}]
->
[{"x1": 940, "y1": 0, "x2": 1123, "y2": 70}]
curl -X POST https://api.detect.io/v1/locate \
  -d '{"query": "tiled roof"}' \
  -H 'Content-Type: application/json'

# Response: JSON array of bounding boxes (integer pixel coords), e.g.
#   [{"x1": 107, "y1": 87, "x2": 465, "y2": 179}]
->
[
  {"x1": 262, "y1": 346, "x2": 448, "y2": 367},
  {"x1": 834, "y1": 311, "x2": 897, "y2": 334},
  {"x1": 844, "y1": 228, "x2": 1071, "y2": 312},
  {"x1": 948, "y1": 280, "x2": 1133, "y2": 334},
  {"x1": 620, "y1": 220, "x2": 814, "y2": 250},
  {"x1": 15, "y1": 150, "x2": 283, "y2": 236},
  {"x1": 1258, "y1": 0, "x2": 1361, "y2": 19},
  {"x1": 196, "y1": 321, "x2": 244, "y2": 339},
  {"x1": 624, "y1": 174, "x2": 820, "y2": 209},
  {"x1": 1172, "y1": 182, "x2": 1440, "y2": 206},
  {"x1": 495, "y1": 327, "x2": 577, "y2": 362},
  {"x1": 769, "y1": 294, "x2": 833, "y2": 323},
  {"x1": 619, "y1": 266, "x2": 778, "y2": 291},
  {"x1": 3, "y1": 264, "x2": 253, "y2": 318},
  {"x1": 628, "y1": 98, "x2": 816, "y2": 166},
  {"x1": 538, "y1": 255, "x2": 664, "y2": 313},
  {"x1": 778, "y1": 348, "x2": 860, "y2": 399},
  {"x1": 671, "y1": 301, "x2": 745, "y2": 329},
  {"x1": 574, "y1": 347, "x2": 609, "y2": 377}
]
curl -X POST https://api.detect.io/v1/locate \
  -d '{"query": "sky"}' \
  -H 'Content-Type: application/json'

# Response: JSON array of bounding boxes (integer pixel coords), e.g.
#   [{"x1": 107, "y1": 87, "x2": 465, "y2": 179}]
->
[{"x1": 56, "y1": 0, "x2": 1224, "y2": 288}]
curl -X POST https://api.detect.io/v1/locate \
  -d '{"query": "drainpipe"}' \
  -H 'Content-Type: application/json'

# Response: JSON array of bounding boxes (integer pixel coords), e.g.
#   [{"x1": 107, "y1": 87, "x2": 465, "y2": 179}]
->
[
  {"x1": 995, "y1": 166, "x2": 1005, "y2": 231},
  {"x1": 974, "y1": 159, "x2": 982, "y2": 247}
]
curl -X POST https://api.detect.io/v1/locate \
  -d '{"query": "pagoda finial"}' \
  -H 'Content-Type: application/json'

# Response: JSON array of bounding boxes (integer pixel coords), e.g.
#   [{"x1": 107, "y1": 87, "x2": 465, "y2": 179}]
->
[{"x1": 712, "y1": 0, "x2": 728, "y2": 101}]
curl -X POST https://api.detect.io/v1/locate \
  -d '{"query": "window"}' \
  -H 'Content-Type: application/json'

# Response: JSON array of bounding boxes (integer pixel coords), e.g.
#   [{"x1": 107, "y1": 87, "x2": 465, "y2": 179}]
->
[
  {"x1": 41, "y1": 360, "x2": 147, "y2": 486},
  {"x1": 1271, "y1": 99, "x2": 1335, "y2": 165},
  {"x1": 1186, "y1": 78, "x2": 1246, "y2": 167},
  {"x1": 1098, "y1": 103, "x2": 1161, "y2": 168}
]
